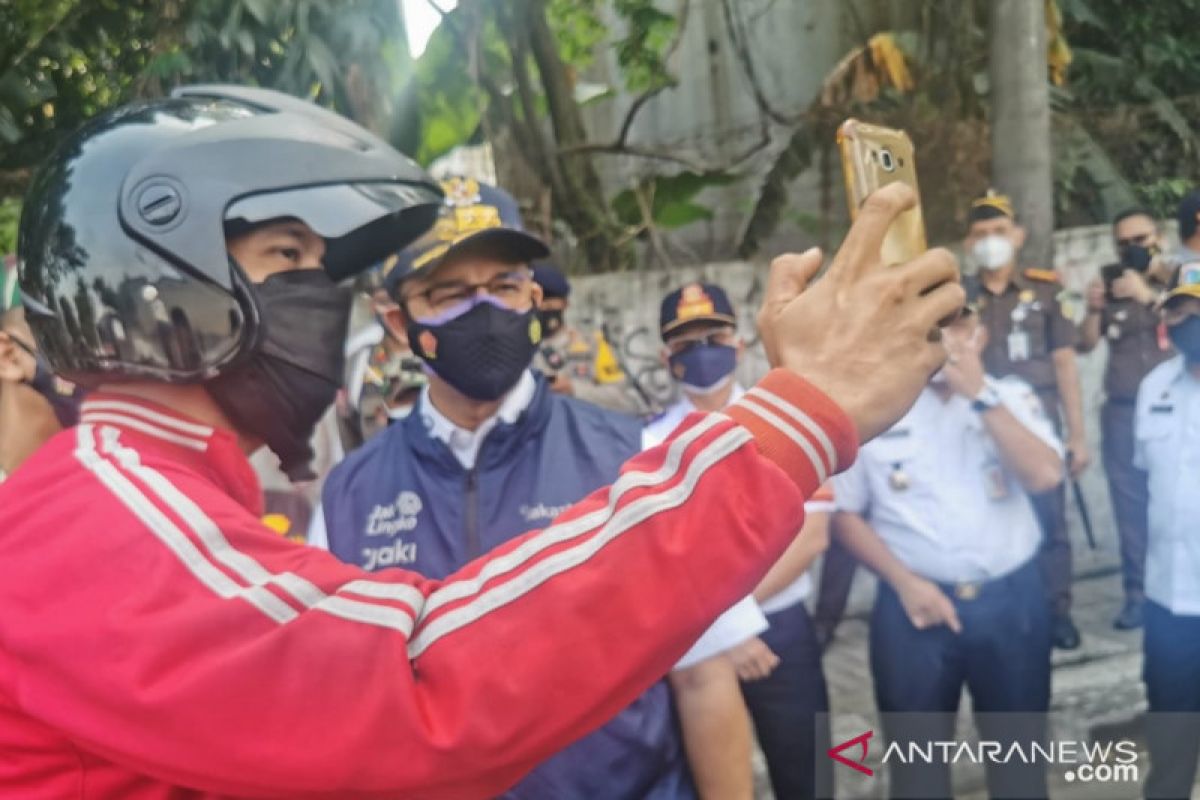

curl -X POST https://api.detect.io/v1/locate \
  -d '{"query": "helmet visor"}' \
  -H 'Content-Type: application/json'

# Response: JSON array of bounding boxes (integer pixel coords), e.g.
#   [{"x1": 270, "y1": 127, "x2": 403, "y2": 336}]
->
[{"x1": 224, "y1": 182, "x2": 443, "y2": 281}]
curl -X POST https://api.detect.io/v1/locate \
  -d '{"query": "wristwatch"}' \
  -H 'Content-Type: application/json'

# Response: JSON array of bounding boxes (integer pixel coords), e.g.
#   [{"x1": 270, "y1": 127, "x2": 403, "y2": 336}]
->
[{"x1": 970, "y1": 380, "x2": 1002, "y2": 413}]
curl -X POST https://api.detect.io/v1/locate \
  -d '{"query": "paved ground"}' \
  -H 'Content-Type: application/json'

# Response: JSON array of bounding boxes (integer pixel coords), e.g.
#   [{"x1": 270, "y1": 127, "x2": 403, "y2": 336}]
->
[{"x1": 751, "y1": 555, "x2": 1195, "y2": 799}]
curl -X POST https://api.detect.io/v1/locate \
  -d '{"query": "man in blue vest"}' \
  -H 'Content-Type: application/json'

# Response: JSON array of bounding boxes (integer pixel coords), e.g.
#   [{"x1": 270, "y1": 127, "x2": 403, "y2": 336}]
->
[{"x1": 315, "y1": 177, "x2": 694, "y2": 799}]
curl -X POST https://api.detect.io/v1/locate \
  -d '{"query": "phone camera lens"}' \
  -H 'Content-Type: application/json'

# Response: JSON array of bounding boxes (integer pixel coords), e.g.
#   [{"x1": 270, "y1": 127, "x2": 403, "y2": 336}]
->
[{"x1": 879, "y1": 148, "x2": 896, "y2": 172}]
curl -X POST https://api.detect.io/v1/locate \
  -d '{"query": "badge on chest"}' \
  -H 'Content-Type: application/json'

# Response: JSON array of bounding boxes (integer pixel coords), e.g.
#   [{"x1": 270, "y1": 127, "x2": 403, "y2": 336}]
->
[
  {"x1": 1007, "y1": 331, "x2": 1030, "y2": 362},
  {"x1": 983, "y1": 460, "x2": 1010, "y2": 500},
  {"x1": 1007, "y1": 293, "x2": 1041, "y2": 362}
]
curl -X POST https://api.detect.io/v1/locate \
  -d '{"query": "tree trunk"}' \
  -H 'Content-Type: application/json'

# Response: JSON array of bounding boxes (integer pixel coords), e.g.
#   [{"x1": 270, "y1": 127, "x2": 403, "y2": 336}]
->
[
  {"x1": 988, "y1": 0, "x2": 1054, "y2": 268},
  {"x1": 517, "y1": 0, "x2": 634, "y2": 273}
]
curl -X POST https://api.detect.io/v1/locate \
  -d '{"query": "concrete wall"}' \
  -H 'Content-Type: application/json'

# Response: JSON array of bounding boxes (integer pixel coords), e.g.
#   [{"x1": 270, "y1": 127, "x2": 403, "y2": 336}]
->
[
  {"x1": 576, "y1": 0, "x2": 872, "y2": 261},
  {"x1": 567, "y1": 222, "x2": 1179, "y2": 592}
]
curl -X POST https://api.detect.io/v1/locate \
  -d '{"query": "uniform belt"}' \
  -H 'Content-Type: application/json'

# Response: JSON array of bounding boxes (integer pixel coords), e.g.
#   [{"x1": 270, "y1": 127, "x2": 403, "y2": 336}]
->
[
  {"x1": 1104, "y1": 396, "x2": 1138, "y2": 407},
  {"x1": 931, "y1": 558, "x2": 1038, "y2": 603}
]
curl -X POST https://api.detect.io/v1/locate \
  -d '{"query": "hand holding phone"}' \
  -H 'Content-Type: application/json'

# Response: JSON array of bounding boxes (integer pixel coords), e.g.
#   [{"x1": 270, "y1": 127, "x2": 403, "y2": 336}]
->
[{"x1": 837, "y1": 118, "x2": 927, "y2": 265}]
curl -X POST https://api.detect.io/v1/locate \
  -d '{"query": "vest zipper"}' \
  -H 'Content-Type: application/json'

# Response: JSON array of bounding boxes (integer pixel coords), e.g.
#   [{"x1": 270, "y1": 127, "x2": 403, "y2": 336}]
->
[{"x1": 465, "y1": 468, "x2": 480, "y2": 559}]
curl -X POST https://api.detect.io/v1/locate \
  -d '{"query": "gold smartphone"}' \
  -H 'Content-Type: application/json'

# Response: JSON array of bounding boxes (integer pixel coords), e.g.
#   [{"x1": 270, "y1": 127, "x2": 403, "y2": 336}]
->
[{"x1": 837, "y1": 118, "x2": 927, "y2": 264}]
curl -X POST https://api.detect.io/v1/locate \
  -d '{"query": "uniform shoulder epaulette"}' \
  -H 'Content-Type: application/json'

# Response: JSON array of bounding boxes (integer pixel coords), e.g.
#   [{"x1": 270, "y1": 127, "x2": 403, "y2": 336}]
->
[{"x1": 1022, "y1": 267, "x2": 1061, "y2": 284}]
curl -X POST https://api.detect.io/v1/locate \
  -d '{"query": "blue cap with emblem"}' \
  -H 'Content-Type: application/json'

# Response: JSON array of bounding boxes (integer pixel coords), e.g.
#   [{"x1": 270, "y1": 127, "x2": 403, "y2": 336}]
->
[
  {"x1": 1163, "y1": 262, "x2": 1200, "y2": 307},
  {"x1": 382, "y1": 177, "x2": 549, "y2": 298},
  {"x1": 659, "y1": 282, "x2": 737, "y2": 339},
  {"x1": 532, "y1": 262, "x2": 570, "y2": 299}
]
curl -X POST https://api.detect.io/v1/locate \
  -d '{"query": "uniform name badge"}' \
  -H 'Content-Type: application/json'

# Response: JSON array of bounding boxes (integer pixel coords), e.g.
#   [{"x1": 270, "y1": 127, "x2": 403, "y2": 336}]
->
[
  {"x1": 1007, "y1": 330, "x2": 1030, "y2": 362},
  {"x1": 984, "y1": 461, "x2": 1010, "y2": 500}
]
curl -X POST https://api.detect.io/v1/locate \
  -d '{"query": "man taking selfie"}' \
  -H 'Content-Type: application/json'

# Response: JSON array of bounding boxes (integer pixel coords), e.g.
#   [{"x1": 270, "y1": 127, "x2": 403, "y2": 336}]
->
[{"x1": 0, "y1": 85, "x2": 961, "y2": 797}]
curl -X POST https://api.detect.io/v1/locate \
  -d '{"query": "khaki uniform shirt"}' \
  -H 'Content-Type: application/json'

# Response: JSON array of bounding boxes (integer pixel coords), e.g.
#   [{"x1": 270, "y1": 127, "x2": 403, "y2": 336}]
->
[
  {"x1": 976, "y1": 268, "x2": 1077, "y2": 404},
  {"x1": 533, "y1": 326, "x2": 645, "y2": 416},
  {"x1": 1095, "y1": 268, "x2": 1174, "y2": 401}
]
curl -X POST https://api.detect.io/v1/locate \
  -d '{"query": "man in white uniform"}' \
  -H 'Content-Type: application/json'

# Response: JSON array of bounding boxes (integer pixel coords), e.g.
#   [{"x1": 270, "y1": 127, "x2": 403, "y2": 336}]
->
[
  {"x1": 833, "y1": 302, "x2": 1064, "y2": 798},
  {"x1": 1136, "y1": 263, "x2": 1200, "y2": 799},
  {"x1": 646, "y1": 281, "x2": 833, "y2": 799}
]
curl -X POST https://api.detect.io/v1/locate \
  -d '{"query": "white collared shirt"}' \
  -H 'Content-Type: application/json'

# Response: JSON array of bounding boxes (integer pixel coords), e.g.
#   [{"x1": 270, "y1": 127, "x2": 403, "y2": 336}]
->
[
  {"x1": 418, "y1": 370, "x2": 537, "y2": 470},
  {"x1": 645, "y1": 381, "x2": 822, "y2": 616},
  {"x1": 642, "y1": 382, "x2": 746, "y2": 448},
  {"x1": 307, "y1": 371, "x2": 538, "y2": 548},
  {"x1": 833, "y1": 376, "x2": 1061, "y2": 585},
  {"x1": 1135, "y1": 356, "x2": 1200, "y2": 615}
]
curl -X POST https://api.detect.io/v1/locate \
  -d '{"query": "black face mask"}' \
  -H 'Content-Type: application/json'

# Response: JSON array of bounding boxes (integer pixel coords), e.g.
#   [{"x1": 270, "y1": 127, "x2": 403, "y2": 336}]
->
[
  {"x1": 207, "y1": 269, "x2": 351, "y2": 482},
  {"x1": 538, "y1": 308, "x2": 565, "y2": 337},
  {"x1": 10, "y1": 335, "x2": 84, "y2": 428},
  {"x1": 407, "y1": 298, "x2": 541, "y2": 401},
  {"x1": 1119, "y1": 242, "x2": 1158, "y2": 272}
]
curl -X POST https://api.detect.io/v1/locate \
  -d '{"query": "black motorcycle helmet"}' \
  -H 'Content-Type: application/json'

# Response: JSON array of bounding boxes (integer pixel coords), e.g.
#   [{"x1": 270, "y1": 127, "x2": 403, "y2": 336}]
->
[{"x1": 17, "y1": 84, "x2": 442, "y2": 386}]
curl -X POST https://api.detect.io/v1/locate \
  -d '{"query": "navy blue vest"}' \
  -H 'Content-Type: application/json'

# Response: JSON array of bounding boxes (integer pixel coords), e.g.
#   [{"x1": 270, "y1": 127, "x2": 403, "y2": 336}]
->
[{"x1": 321, "y1": 376, "x2": 694, "y2": 799}]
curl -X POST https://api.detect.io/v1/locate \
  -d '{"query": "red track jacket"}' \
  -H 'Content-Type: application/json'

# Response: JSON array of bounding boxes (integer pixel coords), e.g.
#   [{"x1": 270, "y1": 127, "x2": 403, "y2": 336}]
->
[{"x1": 0, "y1": 369, "x2": 856, "y2": 798}]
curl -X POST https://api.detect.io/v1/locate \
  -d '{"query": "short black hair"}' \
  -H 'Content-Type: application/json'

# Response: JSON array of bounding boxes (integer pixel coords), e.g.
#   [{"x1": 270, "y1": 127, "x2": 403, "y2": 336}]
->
[
  {"x1": 967, "y1": 204, "x2": 1011, "y2": 225},
  {"x1": 1177, "y1": 190, "x2": 1200, "y2": 242},
  {"x1": 1111, "y1": 206, "x2": 1155, "y2": 229}
]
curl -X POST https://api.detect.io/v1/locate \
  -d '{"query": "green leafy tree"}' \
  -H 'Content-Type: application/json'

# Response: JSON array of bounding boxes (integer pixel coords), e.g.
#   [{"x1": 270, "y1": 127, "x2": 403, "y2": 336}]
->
[{"x1": 410, "y1": 0, "x2": 740, "y2": 272}]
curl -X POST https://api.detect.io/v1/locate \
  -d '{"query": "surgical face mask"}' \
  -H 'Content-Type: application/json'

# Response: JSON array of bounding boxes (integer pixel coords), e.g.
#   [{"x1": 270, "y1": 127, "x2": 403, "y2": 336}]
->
[
  {"x1": 972, "y1": 235, "x2": 1015, "y2": 271},
  {"x1": 10, "y1": 334, "x2": 84, "y2": 428},
  {"x1": 407, "y1": 295, "x2": 541, "y2": 402},
  {"x1": 1168, "y1": 314, "x2": 1200, "y2": 363},
  {"x1": 669, "y1": 343, "x2": 738, "y2": 395},
  {"x1": 207, "y1": 269, "x2": 352, "y2": 482}
]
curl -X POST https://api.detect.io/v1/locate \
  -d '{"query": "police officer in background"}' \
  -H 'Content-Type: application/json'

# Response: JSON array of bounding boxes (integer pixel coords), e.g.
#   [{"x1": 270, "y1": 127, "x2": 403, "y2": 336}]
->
[
  {"x1": 531, "y1": 263, "x2": 646, "y2": 415},
  {"x1": 966, "y1": 190, "x2": 1088, "y2": 650},
  {"x1": 1135, "y1": 265, "x2": 1200, "y2": 799},
  {"x1": 833, "y1": 301, "x2": 1064, "y2": 799},
  {"x1": 1076, "y1": 208, "x2": 1175, "y2": 629}
]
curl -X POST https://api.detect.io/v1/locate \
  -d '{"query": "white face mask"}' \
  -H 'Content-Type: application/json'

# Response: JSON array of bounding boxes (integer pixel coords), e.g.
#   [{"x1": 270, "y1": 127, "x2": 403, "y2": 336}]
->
[{"x1": 971, "y1": 234, "x2": 1015, "y2": 271}]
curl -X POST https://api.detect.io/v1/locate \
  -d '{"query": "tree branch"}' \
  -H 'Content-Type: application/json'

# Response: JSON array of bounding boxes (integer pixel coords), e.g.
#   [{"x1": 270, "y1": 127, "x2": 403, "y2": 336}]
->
[
  {"x1": 633, "y1": 182, "x2": 674, "y2": 268},
  {"x1": 609, "y1": 0, "x2": 691, "y2": 148},
  {"x1": 558, "y1": 141, "x2": 711, "y2": 172},
  {"x1": 422, "y1": 0, "x2": 550, "y2": 183},
  {"x1": 719, "y1": 0, "x2": 803, "y2": 126}
]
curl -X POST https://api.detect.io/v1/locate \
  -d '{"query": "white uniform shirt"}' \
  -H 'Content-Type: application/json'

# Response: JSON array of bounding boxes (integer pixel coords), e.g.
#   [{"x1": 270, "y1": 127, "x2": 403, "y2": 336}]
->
[
  {"x1": 645, "y1": 384, "x2": 778, "y2": 667},
  {"x1": 833, "y1": 376, "x2": 1062, "y2": 585},
  {"x1": 1135, "y1": 356, "x2": 1200, "y2": 615}
]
